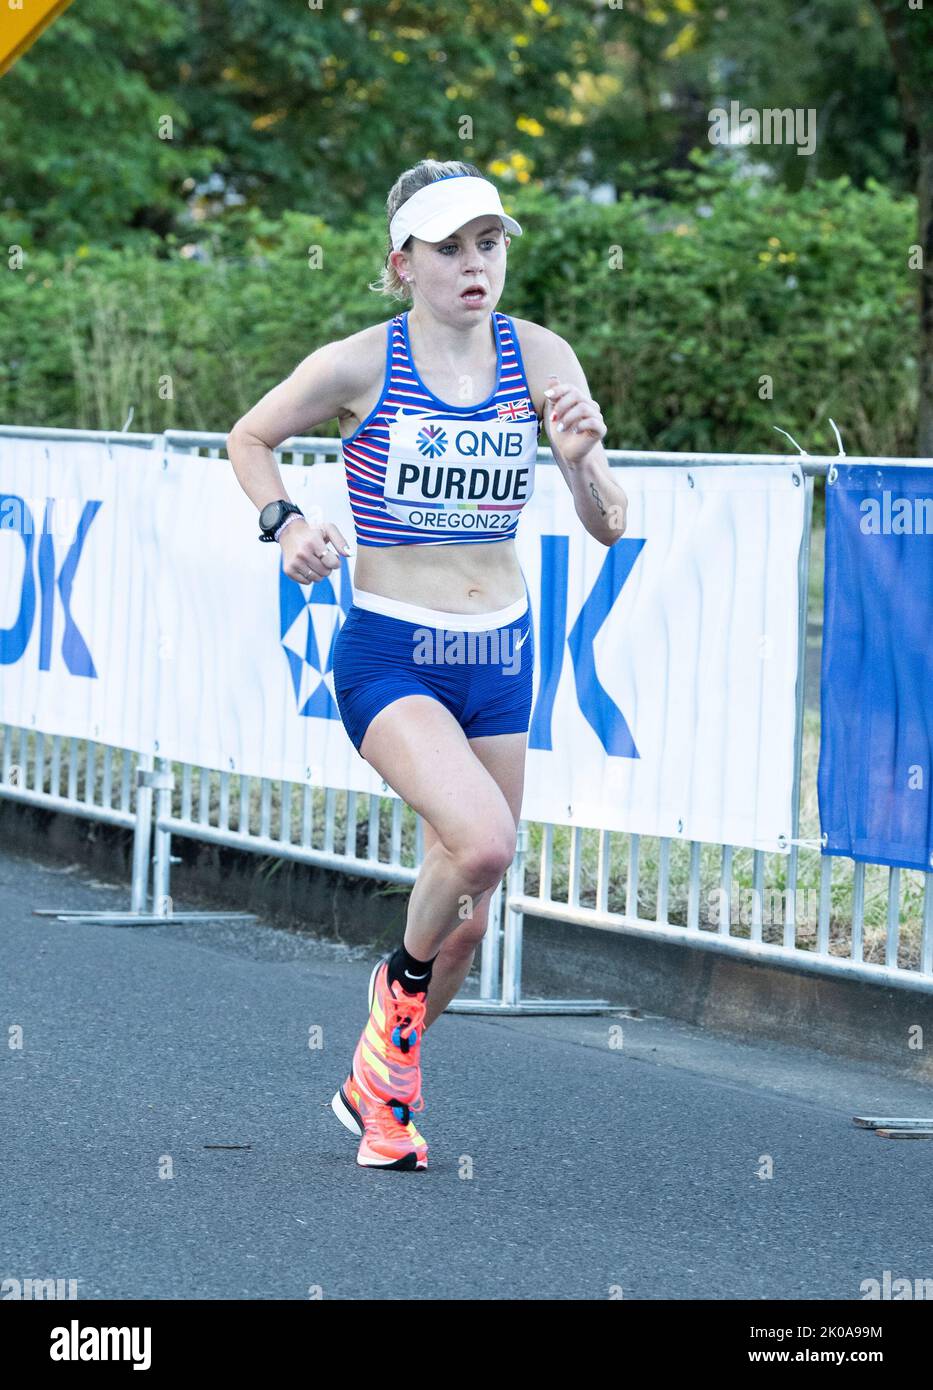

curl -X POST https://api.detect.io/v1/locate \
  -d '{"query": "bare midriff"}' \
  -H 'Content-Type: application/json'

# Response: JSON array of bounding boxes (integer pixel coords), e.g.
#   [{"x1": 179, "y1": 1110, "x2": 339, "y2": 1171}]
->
[{"x1": 351, "y1": 537, "x2": 526, "y2": 615}]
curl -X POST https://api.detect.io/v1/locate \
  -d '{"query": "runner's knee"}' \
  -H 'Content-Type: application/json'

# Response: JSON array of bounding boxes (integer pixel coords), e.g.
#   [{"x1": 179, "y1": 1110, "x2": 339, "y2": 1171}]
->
[{"x1": 448, "y1": 826, "x2": 516, "y2": 892}]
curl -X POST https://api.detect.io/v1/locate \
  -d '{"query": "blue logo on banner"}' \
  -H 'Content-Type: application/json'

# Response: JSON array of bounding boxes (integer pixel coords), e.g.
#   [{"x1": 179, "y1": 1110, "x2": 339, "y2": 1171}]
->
[
  {"x1": 279, "y1": 535, "x2": 645, "y2": 753},
  {"x1": 0, "y1": 494, "x2": 100, "y2": 676},
  {"x1": 278, "y1": 555, "x2": 354, "y2": 716},
  {"x1": 529, "y1": 534, "x2": 645, "y2": 757}
]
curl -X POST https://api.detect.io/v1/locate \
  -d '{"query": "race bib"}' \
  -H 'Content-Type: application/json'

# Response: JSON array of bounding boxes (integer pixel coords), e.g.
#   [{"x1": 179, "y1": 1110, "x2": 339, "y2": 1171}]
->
[{"x1": 383, "y1": 407, "x2": 538, "y2": 536}]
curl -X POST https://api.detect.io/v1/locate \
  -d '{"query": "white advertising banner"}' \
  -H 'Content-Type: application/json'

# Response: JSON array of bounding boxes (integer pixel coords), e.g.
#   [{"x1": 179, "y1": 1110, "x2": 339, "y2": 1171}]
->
[
  {"x1": 1, "y1": 438, "x2": 805, "y2": 850},
  {"x1": 0, "y1": 437, "x2": 159, "y2": 753},
  {"x1": 514, "y1": 462, "x2": 805, "y2": 850},
  {"x1": 151, "y1": 447, "x2": 386, "y2": 795}
]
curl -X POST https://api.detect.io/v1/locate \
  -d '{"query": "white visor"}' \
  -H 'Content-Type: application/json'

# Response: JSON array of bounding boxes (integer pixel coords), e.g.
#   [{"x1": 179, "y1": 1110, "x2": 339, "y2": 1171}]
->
[{"x1": 389, "y1": 174, "x2": 522, "y2": 252}]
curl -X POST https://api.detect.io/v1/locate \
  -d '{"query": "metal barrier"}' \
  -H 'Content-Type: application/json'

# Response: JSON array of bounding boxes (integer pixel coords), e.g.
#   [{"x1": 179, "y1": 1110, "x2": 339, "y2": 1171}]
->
[
  {"x1": 498, "y1": 451, "x2": 933, "y2": 1007},
  {"x1": 2, "y1": 427, "x2": 931, "y2": 1001},
  {"x1": 0, "y1": 724, "x2": 150, "y2": 910},
  {"x1": 0, "y1": 724, "x2": 257, "y2": 928}
]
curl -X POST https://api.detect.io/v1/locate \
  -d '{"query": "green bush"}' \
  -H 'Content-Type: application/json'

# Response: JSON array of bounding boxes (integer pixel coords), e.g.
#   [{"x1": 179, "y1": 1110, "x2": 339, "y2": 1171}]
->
[{"x1": 0, "y1": 160, "x2": 917, "y2": 454}]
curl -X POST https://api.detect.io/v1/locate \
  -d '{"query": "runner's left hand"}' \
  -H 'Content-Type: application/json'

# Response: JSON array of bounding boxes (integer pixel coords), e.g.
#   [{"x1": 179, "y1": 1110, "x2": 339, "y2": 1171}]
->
[{"x1": 543, "y1": 374, "x2": 607, "y2": 466}]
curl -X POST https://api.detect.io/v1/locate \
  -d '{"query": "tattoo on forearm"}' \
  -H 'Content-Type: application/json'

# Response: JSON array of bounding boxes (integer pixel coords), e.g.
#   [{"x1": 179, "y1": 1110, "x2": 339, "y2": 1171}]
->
[{"x1": 589, "y1": 481, "x2": 607, "y2": 518}]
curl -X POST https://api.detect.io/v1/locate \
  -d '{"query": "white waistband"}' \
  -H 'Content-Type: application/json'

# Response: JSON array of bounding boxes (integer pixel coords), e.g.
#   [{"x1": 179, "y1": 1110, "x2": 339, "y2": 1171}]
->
[{"x1": 351, "y1": 586, "x2": 529, "y2": 629}]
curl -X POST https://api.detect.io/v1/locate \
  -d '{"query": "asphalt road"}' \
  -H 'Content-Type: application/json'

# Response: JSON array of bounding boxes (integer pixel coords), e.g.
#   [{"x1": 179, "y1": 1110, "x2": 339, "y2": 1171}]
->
[{"x1": 2, "y1": 841, "x2": 931, "y2": 1301}]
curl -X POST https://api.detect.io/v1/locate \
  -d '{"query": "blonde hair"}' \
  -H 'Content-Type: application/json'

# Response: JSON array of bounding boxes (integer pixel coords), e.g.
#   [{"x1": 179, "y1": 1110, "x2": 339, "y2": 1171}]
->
[{"x1": 368, "y1": 158, "x2": 487, "y2": 300}]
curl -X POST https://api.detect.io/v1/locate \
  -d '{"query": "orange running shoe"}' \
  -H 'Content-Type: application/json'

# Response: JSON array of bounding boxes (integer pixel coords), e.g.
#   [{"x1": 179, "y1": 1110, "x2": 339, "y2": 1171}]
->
[
  {"x1": 331, "y1": 1066, "x2": 428, "y2": 1136},
  {"x1": 331, "y1": 1074, "x2": 427, "y2": 1170},
  {"x1": 350, "y1": 956, "x2": 427, "y2": 1110},
  {"x1": 330, "y1": 1067, "x2": 372, "y2": 1139}
]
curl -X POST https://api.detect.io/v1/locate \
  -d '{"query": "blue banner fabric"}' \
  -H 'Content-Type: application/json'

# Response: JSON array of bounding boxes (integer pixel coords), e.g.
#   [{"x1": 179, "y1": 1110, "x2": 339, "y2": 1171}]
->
[{"x1": 818, "y1": 465, "x2": 933, "y2": 873}]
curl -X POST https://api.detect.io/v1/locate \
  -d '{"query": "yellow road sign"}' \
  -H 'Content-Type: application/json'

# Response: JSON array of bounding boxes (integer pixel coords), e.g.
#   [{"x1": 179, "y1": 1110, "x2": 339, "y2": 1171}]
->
[{"x1": 1, "y1": 0, "x2": 76, "y2": 78}]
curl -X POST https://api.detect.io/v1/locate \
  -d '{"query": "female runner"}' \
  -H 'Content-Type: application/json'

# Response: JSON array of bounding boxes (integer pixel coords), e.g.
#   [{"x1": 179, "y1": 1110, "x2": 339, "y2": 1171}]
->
[{"x1": 228, "y1": 158, "x2": 628, "y2": 1171}]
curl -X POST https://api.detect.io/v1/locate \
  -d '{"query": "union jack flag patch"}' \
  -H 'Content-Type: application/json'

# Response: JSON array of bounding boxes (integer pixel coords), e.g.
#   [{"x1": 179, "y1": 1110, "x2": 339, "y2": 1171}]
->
[{"x1": 496, "y1": 397, "x2": 535, "y2": 421}]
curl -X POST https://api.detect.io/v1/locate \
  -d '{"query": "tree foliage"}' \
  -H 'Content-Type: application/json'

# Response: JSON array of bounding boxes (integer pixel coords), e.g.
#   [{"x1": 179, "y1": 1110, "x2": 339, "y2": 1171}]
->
[{"x1": 0, "y1": 0, "x2": 915, "y2": 251}]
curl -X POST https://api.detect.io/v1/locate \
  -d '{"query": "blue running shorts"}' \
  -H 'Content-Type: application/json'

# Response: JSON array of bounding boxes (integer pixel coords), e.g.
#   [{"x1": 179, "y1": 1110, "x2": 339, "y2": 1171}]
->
[{"x1": 332, "y1": 585, "x2": 535, "y2": 756}]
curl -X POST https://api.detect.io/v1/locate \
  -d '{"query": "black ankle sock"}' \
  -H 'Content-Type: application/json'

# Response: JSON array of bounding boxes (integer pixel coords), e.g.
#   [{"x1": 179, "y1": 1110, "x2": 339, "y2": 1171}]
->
[{"x1": 387, "y1": 943, "x2": 437, "y2": 995}]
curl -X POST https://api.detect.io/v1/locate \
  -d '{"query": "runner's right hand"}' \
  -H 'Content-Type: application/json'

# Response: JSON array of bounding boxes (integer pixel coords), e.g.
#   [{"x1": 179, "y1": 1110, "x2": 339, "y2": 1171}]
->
[{"x1": 280, "y1": 520, "x2": 352, "y2": 585}]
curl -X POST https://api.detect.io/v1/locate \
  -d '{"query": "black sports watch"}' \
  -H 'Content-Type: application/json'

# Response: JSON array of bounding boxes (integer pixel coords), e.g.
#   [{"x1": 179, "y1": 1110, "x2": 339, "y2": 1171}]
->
[{"x1": 258, "y1": 499, "x2": 304, "y2": 542}]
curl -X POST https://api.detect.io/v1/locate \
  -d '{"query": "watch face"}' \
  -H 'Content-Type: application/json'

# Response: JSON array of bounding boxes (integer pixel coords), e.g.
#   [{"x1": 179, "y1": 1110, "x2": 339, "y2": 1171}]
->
[{"x1": 259, "y1": 501, "x2": 285, "y2": 531}]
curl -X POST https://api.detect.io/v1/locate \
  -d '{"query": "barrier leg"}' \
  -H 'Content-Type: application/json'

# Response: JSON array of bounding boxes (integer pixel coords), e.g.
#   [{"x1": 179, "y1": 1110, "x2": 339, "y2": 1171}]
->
[
  {"x1": 152, "y1": 756, "x2": 173, "y2": 916},
  {"x1": 479, "y1": 878, "x2": 503, "y2": 999},
  {"x1": 130, "y1": 752, "x2": 154, "y2": 913},
  {"x1": 33, "y1": 755, "x2": 258, "y2": 927},
  {"x1": 147, "y1": 758, "x2": 260, "y2": 924}
]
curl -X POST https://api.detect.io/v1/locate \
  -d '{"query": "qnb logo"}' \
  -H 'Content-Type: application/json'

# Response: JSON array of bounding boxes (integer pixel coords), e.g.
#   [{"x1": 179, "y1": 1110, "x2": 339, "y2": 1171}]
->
[
  {"x1": 0, "y1": 493, "x2": 100, "y2": 677},
  {"x1": 529, "y1": 533, "x2": 646, "y2": 758},
  {"x1": 417, "y1": 424, "x2": 448, "y2": 459},
  {"x1": 279, "y1": 554, "x2": 353, "y2": 716},
  {"x1": 455, "y1": 429, "x2": 526, "y2": 458}
]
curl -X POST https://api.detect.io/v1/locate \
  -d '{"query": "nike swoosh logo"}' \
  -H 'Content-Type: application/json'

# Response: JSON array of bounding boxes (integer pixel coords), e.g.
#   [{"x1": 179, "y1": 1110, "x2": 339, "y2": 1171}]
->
[
  {"x1": 514, "y1": 628, "x2": 530, "y2": 651},
  {"x1": 404, "y1": 969, "x2": 429, "y2": 980}
]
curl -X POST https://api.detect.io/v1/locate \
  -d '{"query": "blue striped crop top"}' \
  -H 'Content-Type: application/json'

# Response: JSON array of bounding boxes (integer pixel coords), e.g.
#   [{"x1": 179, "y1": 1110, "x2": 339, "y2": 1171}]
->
[{"x1": 340, "y1": 309, "x2": 540, "y2": 547}]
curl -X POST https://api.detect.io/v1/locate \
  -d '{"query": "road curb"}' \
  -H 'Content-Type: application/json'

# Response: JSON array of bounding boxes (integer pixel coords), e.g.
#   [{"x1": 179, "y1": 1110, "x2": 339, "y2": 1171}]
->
[{"x1": 518, "y1": 914, "x2": 933, "y2": 1081}]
